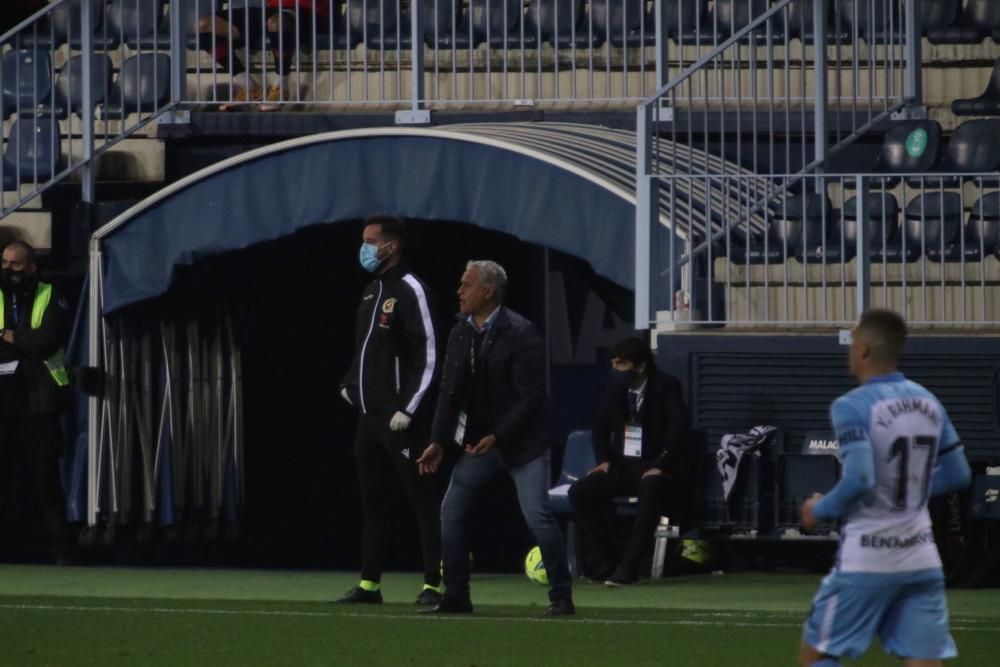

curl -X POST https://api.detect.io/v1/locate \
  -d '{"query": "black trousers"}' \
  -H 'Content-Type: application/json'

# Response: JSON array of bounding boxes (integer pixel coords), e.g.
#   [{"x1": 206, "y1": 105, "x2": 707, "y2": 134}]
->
[
  {"x1": 568, "y1": 462, "x2": 669, "y2": 578},
  {"x1": 354, "y1": 411, "x2": 441, "y2": 586},
  {"x1": 0, "y1": 414, "x2": 69, "y2": 553}
]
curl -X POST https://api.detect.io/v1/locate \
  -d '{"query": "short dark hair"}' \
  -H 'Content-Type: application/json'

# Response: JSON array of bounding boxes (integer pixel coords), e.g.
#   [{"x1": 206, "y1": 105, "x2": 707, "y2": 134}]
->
[
  {"x1": 856, "y1": 308, "x2": 907, "y2": 364},
  {"x1": 610, "y1": 336, "x2": 655, "y2": 371},
  {"x1": 2, "y1": 240, "x2": 36, "y2": 266},
  {"x1": 363, "y1": 215, "x2": 407, "y2": 245}
]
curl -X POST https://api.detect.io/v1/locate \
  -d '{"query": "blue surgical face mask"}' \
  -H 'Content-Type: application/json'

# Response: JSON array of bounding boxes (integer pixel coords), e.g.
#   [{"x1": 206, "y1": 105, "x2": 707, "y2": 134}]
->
[{"x1": 359, "y1": 242, "x2": 386, "y2": 273}]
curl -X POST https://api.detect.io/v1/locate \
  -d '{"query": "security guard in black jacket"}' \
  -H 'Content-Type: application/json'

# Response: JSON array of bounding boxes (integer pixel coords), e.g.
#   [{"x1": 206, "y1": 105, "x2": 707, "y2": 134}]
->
[
  {"x1": 336, "y1": 216, "x2": 443, "y2": 606},
  {"x1": 569, "y1": 336, "x2": 692, "y2": 586},
  {"x1": 0, "y1": 241, "x2": 71, "y2": 562}
]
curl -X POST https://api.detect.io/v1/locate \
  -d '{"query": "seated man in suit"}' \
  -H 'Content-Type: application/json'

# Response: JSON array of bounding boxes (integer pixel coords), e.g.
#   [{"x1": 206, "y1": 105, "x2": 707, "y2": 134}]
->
[{"x1": 569, "y1": 336, "x2": 692, "y2": 586}]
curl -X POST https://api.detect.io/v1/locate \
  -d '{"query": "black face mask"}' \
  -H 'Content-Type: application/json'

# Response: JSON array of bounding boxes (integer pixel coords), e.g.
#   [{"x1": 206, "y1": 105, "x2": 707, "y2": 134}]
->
[
  {"x1": 0, "y1": 268, "x2": 31, "y2": 293},
  {"x1": 610, "y1": 368, "x2": 639, "y2": 388}
]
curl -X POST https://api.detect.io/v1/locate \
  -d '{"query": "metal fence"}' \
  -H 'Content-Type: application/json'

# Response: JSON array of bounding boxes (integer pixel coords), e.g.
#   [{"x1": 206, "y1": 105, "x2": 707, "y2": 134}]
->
[
  {"x1": 636, "y1": 0, "x2": 926, "y2": 329},
  {"x1": 0, "y1": 0, "x2": 179, "y2": 218},
  {"x1": 654, "y1": 172, "x2": 1000, "y2": 328}
]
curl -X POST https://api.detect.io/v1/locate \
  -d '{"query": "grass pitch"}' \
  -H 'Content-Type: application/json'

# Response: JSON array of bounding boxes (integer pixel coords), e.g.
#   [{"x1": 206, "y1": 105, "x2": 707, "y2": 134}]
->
[{"x1": 0, "y1": 566, "x2": 995, "y2": 665}]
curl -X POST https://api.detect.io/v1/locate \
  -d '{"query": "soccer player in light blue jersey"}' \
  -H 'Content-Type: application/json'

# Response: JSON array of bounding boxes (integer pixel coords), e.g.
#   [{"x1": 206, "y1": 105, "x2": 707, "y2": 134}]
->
[{"x1": 799, "y1": 309, "x2": 972, "y2": 667}]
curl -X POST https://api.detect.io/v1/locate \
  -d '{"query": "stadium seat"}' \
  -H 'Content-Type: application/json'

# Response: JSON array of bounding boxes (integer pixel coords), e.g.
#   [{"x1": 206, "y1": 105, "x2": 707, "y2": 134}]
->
[
  {"x1": 769, "y1": 0, "x2": 833, "y2": 43},
  {"x1": 423, "y1": 0, "x2": 472, "y2": 49},
  {"x1": 932, "y1": 118, "x2": 1000, "y2": 186},
  {"x1": 107, "y1": 0, "x2": 171, "y2": 50},
  {"x1": 105, "y1": 53, "x2": 172, "y2": 118},
  {"x1": 767, "y1": 192, "x2": 833, "y2": 260},
  {"x1": 774, "y1": 452, "x2": 839, "y2": 533},
  {"x1": 2, "y1": 115, "x2": 63, "y2": 191},
  {"x1": 963, "y1": 192, "x2": 1000, "y2": 260},
  {"x1": 835, "y1": 0, "x2": 900, "y2": 43},
  {"x1": 346, "y1": 0, "x2": 410, "y2": 49},
  {"x1": 698, "y1": 445, "x2": 762, "y2": 534},
  {"x1": 21, "y1": 0, "x2": 116, "y2": 50},
  {"x1": 952, "y1": 59, "x2": 1000, "y2": 116},
  {"x1": 526, "y1": 0, "x2": 600, "y2": 49},
  {"x1": 837, "y1": 191, "x2": 901, "y2": 261},
  {"x1": 921, "y1": 0, "x2": 961, "y2": 40},
  {"x1": 549, "y1": 430, "x2": 594, "y2": 515},
  {"x1": 590, "y1": 0, "x2": 647, "y2": 48},
  {"x1": 927, "y1": 0, "x2": 999, "y2": 44},
  {"x1": 665, "y1": 0, "x2": 707, "y2": 42},
  {"x1": 46, "y1": 54, "x2": 113, "y2": 120},
  {"x1": 0, "y1": 49, "x2": 52, "y2": 120},
  {"x1": 712, "y1": 0, "x2": 770, "y2": 42},
  {"x1": 903, "y1": 192, "x2": 963, "y2": 261},
  {"x1": 856, "y1": 120, "x2": 943, "y2": 188},
  {"x1": 469, "y1": 0, "x2": 531, "y2": 48}
]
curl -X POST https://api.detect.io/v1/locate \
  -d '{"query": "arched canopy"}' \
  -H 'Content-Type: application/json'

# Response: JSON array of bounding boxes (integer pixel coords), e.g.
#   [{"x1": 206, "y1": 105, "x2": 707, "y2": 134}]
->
[{"x1": 94, "y1": 121, "x2": 752, "y2": 315}]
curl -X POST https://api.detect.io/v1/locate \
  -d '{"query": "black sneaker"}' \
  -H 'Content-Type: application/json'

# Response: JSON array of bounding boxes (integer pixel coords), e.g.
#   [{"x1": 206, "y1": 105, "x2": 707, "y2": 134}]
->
[
  {"x1": 333, "y1": 586, "x2": 383, "y2": 604},
  {"x1": 544, "y1": 597, "x2": 576, "y2": 617},
  {"x1": 415, "y1": 588, "x2": 443, "y2": 606},
  {"x1": 418, "y1": 596, "x2": 473, "y2": 614}
]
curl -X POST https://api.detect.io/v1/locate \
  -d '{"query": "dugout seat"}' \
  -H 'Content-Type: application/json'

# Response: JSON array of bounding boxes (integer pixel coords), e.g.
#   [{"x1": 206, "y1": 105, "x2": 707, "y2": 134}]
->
[{"x1": 774, "y1": 431, "x2": 840, "y2": 534}]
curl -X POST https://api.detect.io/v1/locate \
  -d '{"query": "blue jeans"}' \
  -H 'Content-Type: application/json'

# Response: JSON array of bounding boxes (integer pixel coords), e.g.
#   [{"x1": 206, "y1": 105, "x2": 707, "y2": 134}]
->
[{"x1": 440, "y1": 448, "x2": 572, "y2": 603}]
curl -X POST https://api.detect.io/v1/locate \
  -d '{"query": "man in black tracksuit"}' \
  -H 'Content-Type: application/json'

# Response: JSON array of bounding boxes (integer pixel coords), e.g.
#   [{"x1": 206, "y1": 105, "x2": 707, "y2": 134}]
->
[
  {"x1": 336, "y1": 216, "x2": 443, "y2": 606},
  {"x1": 0, "y1": 241, "x2": 72, "y2": 563},
  {"x1": 569, "y1": 336, "x2": 693, "y2": 586}
]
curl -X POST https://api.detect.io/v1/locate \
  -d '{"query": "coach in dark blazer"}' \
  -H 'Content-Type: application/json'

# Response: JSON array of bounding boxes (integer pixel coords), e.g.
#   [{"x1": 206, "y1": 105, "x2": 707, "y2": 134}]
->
[
  {"x1": 569, "y1": 336, "x2": 692, "y2": 586},
  {"x1": 417, "y1": 260, "x2": 573, "y2": 616}
]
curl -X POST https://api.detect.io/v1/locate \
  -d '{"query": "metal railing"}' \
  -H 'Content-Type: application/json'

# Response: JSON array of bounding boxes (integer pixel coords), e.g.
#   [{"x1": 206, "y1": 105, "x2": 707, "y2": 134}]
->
[
  {"x1": 636, "y1": 0, "x2": 925, "y2": 328},
  {"x1": 1, "y1": 0, "x2": 180, "y2": 219},
  {"x1": 656, "y1": 172, "x2": 1000, "y2": 328}
]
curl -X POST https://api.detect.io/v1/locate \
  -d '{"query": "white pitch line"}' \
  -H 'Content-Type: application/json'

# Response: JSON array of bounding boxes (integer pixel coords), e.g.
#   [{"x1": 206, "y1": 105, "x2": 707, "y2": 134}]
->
[{"x1": 0, "y1": 604, "x2": 996, "y2": 632}]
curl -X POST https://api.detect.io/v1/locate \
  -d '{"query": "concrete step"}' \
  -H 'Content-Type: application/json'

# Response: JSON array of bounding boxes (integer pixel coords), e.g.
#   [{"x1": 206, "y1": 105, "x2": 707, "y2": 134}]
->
[{"x1": 0, "y1": 209, "x2": 52, "y2": 250}]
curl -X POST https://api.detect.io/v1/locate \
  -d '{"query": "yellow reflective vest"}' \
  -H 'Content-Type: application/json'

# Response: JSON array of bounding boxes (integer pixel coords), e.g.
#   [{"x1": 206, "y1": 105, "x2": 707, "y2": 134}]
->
[{"x1": 0, "y1": 282, "x2": 70, "y2": 387}]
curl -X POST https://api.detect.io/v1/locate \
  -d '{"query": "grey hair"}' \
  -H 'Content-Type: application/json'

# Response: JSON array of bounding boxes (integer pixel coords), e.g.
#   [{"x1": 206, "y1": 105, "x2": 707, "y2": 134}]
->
[{"x1": 466, "y1": 260, "x2": 507, "y2": 301}]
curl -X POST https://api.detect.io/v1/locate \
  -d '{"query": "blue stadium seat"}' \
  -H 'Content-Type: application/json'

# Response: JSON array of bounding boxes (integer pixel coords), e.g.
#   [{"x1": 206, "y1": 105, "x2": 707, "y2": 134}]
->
[
  {"x1": 549, "y1": 430, "x2": 594, "y2": 515},
  {"x1": 549, "y1": 430, "x2": 593, "y2": 578},
  {"x1": 837, "y1": 191, "x2": 901, "y2": 261},
  {"x1": 927, "y1": 0, "x2": 999, "y2": 44},
  {"x1": 963, "y1": 192, "x2": 1000, "y2": 260},
  {"x1": 46, "y1": 54, "x2": 113, "y2": 120},
  {"x1": 952, "y1": 59, "x2": 1000, "y2": 116},
  {"x1": 903, "y1": 192, "x2": 963, "y2": 262},
  {"x1": 932, "y1": 118, "x2": 1000, "y2": 187},
  {"x1": 526, "y1": 0, "x2": 600, "y2": 49},
  {"x1": 107, "y1": 0, "x2": 171, "y2": 49},
  {"x1": 469, "y1": 0, "x2": 530, "y2": 48},
  {"x1": 105, "y1": 53, "x2": 172, "y2": 118},
  {"x1": 422, "y1": 0, "x2": 472, "y2": 49},
  {"x1": 2, "y1": 115, "x2": 63, "y2": 191},
  {"x1": 590, "y1": 0, "x2": 648, "y2": 47},
  {"x1": 22, "y1": 0, "x2": 116, "y2": 50},
  {"x1": 1, "y1": 49, "x2": 52, "y2": 120}
]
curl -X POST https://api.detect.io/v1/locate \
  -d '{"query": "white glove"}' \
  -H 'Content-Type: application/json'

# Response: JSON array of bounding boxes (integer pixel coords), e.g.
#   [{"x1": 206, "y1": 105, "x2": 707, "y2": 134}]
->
[
  {"x1": 340, "y1": 387, "x2": 353, "y2": 406},
  {"x1": 389, "y1": 411, "x2": 411, "y2": 432}
]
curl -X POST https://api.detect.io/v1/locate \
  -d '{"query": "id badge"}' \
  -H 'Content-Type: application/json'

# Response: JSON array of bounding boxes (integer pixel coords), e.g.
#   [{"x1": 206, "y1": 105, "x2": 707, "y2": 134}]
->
[
  {"x1": 455, "y1": 411, "x2": 468, "y2": 445},
  {"x1": 623, "y1": 425, "x2": 643, "y2": 458}
]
